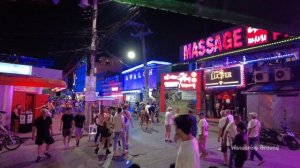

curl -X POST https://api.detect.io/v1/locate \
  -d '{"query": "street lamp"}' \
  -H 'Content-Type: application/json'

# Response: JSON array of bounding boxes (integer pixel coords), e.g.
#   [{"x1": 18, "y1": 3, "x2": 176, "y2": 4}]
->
[{"x1": 127, "y1": 51, "x2": 136, "y2": 60}]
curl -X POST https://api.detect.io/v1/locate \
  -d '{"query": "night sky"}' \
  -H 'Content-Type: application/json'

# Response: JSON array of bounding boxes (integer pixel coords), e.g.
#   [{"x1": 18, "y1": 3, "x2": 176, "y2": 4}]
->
[{"x1": 0, "y1": 1, "x2": 234, "y2": 70}]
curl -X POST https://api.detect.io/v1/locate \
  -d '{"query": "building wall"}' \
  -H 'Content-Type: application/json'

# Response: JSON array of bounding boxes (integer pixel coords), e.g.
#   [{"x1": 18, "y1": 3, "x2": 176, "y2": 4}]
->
[
  {"x1": 0, "y1": 85, "x2": 14, "y2": 127},
  {"x1": 247, "y1": 93, "x2": 300, "y2": 132},
  {"x1": 32, "y1": 67, "x2": 62, "y2": 80}
]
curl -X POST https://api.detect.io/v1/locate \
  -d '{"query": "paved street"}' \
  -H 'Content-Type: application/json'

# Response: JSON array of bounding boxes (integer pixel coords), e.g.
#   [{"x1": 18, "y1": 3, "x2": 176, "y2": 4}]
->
[{"x1": 1, "y1": 117, "x2": 300, "y2": 168}]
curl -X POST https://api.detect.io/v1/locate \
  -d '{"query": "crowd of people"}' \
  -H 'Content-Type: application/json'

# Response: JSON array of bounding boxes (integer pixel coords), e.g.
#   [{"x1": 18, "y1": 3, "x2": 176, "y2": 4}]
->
[{"x1": 29, "y1": 98, "x2": 265, "y2": 168}]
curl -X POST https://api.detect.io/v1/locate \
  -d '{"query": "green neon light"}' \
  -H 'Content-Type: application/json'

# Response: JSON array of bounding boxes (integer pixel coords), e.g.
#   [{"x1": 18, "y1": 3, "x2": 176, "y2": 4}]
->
[{"x1": 196, "y1": 36, "x2": 300, "y2": 62}]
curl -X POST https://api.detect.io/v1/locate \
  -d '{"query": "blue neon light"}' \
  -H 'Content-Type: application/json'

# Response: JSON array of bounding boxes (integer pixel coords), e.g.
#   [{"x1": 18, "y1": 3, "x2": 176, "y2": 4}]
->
[{"x1": 122, "y1": 60, "x2": 171, "y2": 74}]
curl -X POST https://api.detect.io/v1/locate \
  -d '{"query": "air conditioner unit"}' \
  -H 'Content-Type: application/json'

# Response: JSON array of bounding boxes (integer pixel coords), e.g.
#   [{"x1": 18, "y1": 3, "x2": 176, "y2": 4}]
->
[
  {"x1": 275, "y1": 68, "x2": 291, "y2": 81},
  {"x1": 254, "y1": 71, "x2": 269, "y2": 83}
]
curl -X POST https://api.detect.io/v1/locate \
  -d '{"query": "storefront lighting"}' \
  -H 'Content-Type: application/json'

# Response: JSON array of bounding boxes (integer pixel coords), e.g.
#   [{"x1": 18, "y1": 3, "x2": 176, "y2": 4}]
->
[
  {"x1": 0, "y1": 62, "x2": 32, "y2": 75},
  {"x1": 122, "y1": 90, "x2": 142, "y2": 94},
  {"x1": 197, "y1": 36, "x2": 300, "y2": 62},
  {"x1": 111, "y1": 87, "x2": 119, "y2": 91},
  {"x1": 122, "y1": 60, "x2": 171, "y2": 74}
]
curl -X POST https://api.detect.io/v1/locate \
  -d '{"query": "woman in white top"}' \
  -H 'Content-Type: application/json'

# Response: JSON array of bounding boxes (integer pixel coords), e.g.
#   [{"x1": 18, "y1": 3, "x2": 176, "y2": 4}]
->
[{"x1": 165, "y1": 107, "x2": 174, "y2": 142}]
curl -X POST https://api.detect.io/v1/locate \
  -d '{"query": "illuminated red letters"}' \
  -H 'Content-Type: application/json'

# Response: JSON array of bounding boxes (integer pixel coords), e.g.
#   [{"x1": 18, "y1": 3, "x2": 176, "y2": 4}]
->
[
  {"x1": 222, "y1": 31, "x2": 233, "y2": 50},
  {"x1": 206, "y1": 37, "x2": 214, "y2": 55},
  {"x1": 233, "y1": 28, "x2": 243, "y2": 48}
]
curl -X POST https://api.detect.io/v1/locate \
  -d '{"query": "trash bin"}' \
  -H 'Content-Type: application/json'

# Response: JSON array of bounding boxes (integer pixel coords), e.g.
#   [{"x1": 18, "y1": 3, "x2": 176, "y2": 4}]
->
[{"x1": 18, "y1": 113, "x2": 33, "y2": 133}]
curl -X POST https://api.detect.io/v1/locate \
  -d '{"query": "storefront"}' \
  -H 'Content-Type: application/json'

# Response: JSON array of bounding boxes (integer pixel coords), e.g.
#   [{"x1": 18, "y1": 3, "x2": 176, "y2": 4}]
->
[
  {"x1": 0, "y1": 62, "x2": 66, "y2": 132},
  {"x1": 160, "y1": 71, "x2": 202, "y2": 114},
  {"x1": 203, "y1": 64, "x2": 246, "y2": 118},
  {"x1": 96, "y1": 75, "x2": 123, "y2": 107},
  {"x1": 179, "y1": 26, "x2": 300, "y2": 120},
  {"x1": 122, "y1": 60, "x2": 171, "y2": 109}
]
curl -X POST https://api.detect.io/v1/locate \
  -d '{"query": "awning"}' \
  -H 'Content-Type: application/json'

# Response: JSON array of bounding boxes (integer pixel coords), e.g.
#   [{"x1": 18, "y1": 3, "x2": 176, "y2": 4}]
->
[
  {"x1": 0, "y1": 74, "x2": 66, "y2": 89},
  {"x1": 242, "y1": 82, "x2": 300, "y2": 94}
]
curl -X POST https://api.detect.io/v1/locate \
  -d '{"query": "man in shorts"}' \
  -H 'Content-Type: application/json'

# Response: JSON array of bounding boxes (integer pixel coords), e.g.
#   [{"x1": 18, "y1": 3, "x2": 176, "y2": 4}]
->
[
  {"x1": 74, "y1": 111, "x2": 85, "y2": 147},
  {"x1": 32, "y1": 108, "x2": 54, "y2": 163},
  {"x1": 60, "y1": 107, "x2": 74, "y2": 149}
]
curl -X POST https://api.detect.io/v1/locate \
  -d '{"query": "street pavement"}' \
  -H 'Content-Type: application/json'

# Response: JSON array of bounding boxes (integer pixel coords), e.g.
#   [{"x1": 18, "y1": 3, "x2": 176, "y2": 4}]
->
[{"x1": 1, "y1": 116, "x2": 300, "y2": 168}]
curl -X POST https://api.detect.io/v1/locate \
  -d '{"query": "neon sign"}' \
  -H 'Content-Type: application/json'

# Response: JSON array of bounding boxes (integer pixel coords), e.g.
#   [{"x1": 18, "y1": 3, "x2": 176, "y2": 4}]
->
[
  {"x1": 204, "y1": 64, "x2": 245, "y2": 89},
  {"x1": 0, "y1": 62, "x2": 32, "y2": 75},
  {"x1": 163, "y1": 71, "x2": 198, "y2": 90},
  {"x1": 181, "y1": 26, "x2": 289, "y2": 62}
]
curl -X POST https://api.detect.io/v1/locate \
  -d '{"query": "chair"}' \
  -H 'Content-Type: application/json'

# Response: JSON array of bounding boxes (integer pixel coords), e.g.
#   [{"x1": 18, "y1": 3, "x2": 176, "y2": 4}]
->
[{"x1": 88, "y1": 124, "x2": 97, "y2": 141}]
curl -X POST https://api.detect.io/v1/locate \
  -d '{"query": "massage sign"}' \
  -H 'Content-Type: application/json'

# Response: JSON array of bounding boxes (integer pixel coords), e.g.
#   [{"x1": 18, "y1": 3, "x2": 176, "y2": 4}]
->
[
  {"x1": 180, "y1": 26, "x2": 289, "y2": 61},
  {"x1": 204, "y1": 64, "x2": 245, "y2": 89}
]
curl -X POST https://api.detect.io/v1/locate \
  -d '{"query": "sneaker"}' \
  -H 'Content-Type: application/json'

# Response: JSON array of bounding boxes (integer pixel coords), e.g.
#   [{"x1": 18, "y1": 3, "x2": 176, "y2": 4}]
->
[
  {"x1": 35, "y1": 156, "x2": 42, "y2": 163},
  {"x1": 165, "y1": 139, "x2": 168, "y2": 142},
  {"x1": 217, "y1": 147, "x2": 221, "y2": 151},
  {"x1": 94, "y1": 147, "x2": 99, "y2": 154},
  {"x1": 44, "y1": 152, "x2": 51, "y2": 158},
  {"x1": 168, "y1": 140, "x2": 173, "y2": 143},
  {"x1": 258, "y1": 160, "x2": 265, "y2": 166}
]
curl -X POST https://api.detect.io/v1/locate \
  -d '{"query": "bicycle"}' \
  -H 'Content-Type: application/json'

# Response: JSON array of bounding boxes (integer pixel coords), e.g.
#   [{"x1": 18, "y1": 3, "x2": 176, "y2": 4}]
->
[{"x1": 0, "y1": 111, "x2": 22, "y2": 151}]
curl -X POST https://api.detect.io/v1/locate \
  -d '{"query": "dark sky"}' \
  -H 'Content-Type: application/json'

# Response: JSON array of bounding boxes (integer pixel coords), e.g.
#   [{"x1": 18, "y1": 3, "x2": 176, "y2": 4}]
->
[{"x1": 0, "y1": 1, "x2": 234, "y2": 70}]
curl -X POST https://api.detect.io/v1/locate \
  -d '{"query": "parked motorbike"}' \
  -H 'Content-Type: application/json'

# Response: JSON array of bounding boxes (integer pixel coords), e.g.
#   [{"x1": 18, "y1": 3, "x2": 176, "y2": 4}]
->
[{"x1": 259, "y1": 121, "x2": 299, "y2": 150}]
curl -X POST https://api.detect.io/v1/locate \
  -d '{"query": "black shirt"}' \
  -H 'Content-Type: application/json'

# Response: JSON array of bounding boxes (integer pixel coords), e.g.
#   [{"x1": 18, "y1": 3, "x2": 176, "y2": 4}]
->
[
  {"x1": 34, "y1": 116, "x2": 52, "y2": 138},
  {"x1": 74, "y1": 114, "x2": 85, "y2": 128},
  {"x1": 148, "y1": 106, "x2": 155, "y2": 114},
  {"x1": 61, "y1": 114, "x2": 74, "y2": 129},
  {"x1": 232, "y1": 132, "x2": 249, "y2": 158}
]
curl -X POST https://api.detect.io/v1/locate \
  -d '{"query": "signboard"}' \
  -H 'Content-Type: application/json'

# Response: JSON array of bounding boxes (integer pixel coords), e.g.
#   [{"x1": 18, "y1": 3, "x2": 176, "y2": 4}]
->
[
  {"x1": 20, "y1": 115, "x2": 26, "y2": 124},
  {"x1": 180, "y1": 26, "x2": 289, "y2": 62},
  {"x1": 204, "y1": 64, "x2": 245, "y2": 89},
  {"x1": 75, "y1": 64, "x2": 87, "y2": 92},
  {"x1": 27, "y1": 114, "x2": 33, "y2": 124},
  {"x1": 123, "y1": 68, "x2": 157, "y2": 91},
  {"x1": 163, "y1": 71, "x2": 199, "y2": 90},
  {"x1": 0, "y1": 62, "x2": 32, "y2": 75},
  {"x1": 181, "y1": 91, "x2": 196, "y2": 100}
]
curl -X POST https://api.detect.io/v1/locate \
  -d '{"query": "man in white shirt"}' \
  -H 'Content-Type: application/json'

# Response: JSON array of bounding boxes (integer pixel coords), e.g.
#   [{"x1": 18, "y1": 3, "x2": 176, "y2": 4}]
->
[
  {"x1": 165, "y1": 107, "x2": 174, "y2": 142},
  {"x1": 225, "y1": 109, "x2": 234, "y2": 123},
  {"x1": 247, "y1": 112, "x2": 264, "y2": 166},
  {"x1": 113, "y1": 107, "x2": 127, "y2": 156},
  {"x1": 145, "y1": 102, "x2": 151, "y2": 115},
  {"x1": 198, "y1": 112, "x2": 209, "y2": 159},
  {"x1": 174, "y1": 114, "x2": 200, "y2": 168},
  {"x1": 224, "y1": 115, "x2": 241, "y2": 168}
]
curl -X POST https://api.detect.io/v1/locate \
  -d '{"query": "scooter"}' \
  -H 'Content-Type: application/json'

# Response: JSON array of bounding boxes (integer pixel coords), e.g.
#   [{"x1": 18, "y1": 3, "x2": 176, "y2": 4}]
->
[{"x1": 259, "y1": 120, "x2": 299, "y2": 150}]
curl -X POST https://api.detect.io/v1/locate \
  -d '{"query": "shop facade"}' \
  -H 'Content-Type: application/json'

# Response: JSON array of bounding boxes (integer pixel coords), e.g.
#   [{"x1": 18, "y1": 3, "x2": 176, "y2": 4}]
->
[
  {"x1": 160, "y1": 71, "x2": 202, "y2": 114},
  {"x1": 179, "y1": 25, "x2": 300, "y2": 127},
  {"x1": 0, "y1": 62, "x2": 66, "y2": 132},
  {"x1": 122, "y1": 60, "x2": 171, "y2": 110}
]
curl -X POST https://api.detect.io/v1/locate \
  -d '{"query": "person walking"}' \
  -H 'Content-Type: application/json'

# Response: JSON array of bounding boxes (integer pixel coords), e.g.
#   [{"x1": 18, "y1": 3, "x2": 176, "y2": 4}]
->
[
  {"x1": 247, "y1": 112, "x2": 265, "y2": 166},
  {"x1": 174, "y1": 114, "x2": 200, "y2": 168},
  {"x1": 94, "y1": 110, "x2": 106, "y2": 144},
  {"x1": 198, "y1": 112, "x2": 209, "y2": 159},
  {"x1": 123, "y1": 105, "x2": 134, "y2": 149},
  {"x1": 32, "y1": 108, "x2": 54, "y2": 163},
  {"x1": 113, "y1": 107, "x2": 127, "y2": 156},
  {"x1": 74, "y1": 111, "x2": 85, "y2": 147},
  {"x1": 165, "y1": 107, "x2": 174, "y2": 142},
  {"x1": 218, "y1": 110, "x2": 230, "y2": 165},
  {"x1": 60, "y1": 107, "x2": 74, "y2": 149},
  {"x1": 224, "y1": 115, "x2": 241, "y2": 168},
  {"x1": 232, "y1": 122, "x2": 249, "y2": 168},
  {"x1": 188, "y1": 110, "x2": 198, "y2": 138}
]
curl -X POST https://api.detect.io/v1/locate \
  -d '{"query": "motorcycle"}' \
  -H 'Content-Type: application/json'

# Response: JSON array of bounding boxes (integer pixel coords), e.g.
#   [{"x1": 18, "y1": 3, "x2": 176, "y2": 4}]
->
[{"x1": 259, "y1": 120, "x2": 299, "y2": 150}]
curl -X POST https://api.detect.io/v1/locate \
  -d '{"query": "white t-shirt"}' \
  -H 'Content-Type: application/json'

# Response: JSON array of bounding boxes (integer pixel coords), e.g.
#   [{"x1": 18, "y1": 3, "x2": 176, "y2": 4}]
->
[
  {"x1": 247, "y1": 119, "x2": 261, "y2": 138},
  {"x1": 225, "y1": 122, "x2": 237, "y2": 146},
  {"x1": 165, "y1": 111, "x2": 173, "y2": 125},
  {"x1": 218, "y1": 117, "x2": 227, "y2": 128},
  {"x1": 227, "y1": 114, "x2": 234, "y2": 123},
  {"x1": 175, "y1": 138, "x2": 200, "y2": 168},
  {"x1": 145, "y1": 105, "x2": 151, "y2": 114},
  {"x1": 113, "y1": 113, "x2": 124, "y2": 132},
  {"x1": 198, "y1": 118, "x2": 209, "y2": 136}
]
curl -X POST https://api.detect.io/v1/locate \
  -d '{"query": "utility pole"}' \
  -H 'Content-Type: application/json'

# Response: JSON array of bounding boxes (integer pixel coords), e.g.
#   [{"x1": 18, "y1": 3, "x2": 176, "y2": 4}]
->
[
  {"x1": 82, "y1": 0, "x2": 98, "y2": 128},
  {"x1": 127, "y1": 21, "x2": 152, "y2": 103}
]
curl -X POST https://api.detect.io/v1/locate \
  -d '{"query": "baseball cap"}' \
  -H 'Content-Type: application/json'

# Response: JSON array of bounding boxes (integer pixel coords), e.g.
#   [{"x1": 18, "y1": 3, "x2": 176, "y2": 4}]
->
[{"x1": 249, "y1": 112, "x2": 258, "y2": 118}]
